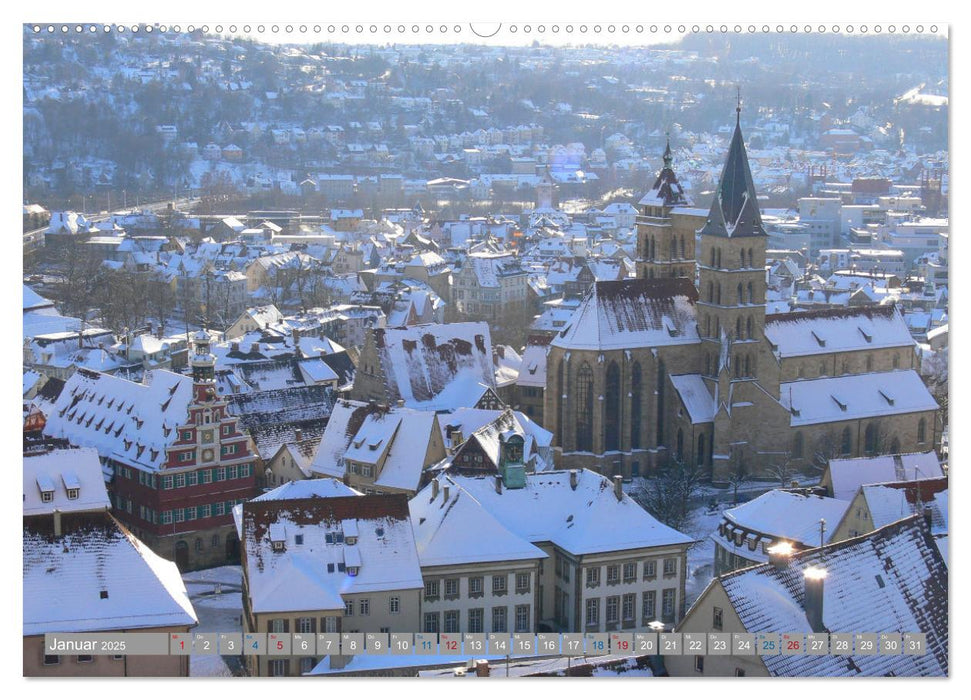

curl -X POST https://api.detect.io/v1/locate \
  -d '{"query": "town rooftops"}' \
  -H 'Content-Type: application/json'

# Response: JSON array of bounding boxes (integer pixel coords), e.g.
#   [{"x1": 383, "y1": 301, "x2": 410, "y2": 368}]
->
[
  {"x1": 781, "y1": 370, "x2": 937, "y2": 427},
  {"x1": 708, "y1": 515, "x2": 947, "y2": 676},
  {"x1": 23, "y1": 447, "x2": 110, "y2": 516},
  {"x1": 551, "y1": 278, "x2": 699, "y2": 351},
  {"x1": 242, "y1": 495, "x2": 423, "y2": 615},
  {"x1": 23, "y1": 513, "x2": 197, "y2": 636}
]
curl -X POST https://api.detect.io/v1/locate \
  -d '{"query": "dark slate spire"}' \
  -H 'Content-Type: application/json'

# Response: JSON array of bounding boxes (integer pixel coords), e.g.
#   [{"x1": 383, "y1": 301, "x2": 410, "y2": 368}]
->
[
  {"x1": 700, "y1": 106, "x2": 765, "y2": 238},
  {"x1": 639, "y1": 133, "x2": 690, "y2": 208}
]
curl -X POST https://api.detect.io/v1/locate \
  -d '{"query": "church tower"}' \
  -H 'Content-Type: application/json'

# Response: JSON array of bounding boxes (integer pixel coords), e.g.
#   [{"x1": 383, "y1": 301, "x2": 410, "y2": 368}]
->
[
  {"x1": 636, "y1": 136, "x2": 695, "y2": 279},
  {"x1": 696, "y1": 105, "x2": 767, "y2": 384}
]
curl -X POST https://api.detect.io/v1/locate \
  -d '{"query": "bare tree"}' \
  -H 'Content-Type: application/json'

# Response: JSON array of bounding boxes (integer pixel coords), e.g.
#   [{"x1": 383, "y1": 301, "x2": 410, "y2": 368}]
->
[
  {"x1": 630, "y1": 458, "x2": 703, "y2": 532},
  {"x1": 766, "y1": 451, "x2": 798, "y2": 488}
]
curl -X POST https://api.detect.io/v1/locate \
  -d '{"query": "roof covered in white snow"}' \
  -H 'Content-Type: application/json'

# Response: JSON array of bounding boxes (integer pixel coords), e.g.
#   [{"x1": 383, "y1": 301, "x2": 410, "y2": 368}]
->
[{"x1": 23, "y1": 448, "x2": 110, "y2": 516}]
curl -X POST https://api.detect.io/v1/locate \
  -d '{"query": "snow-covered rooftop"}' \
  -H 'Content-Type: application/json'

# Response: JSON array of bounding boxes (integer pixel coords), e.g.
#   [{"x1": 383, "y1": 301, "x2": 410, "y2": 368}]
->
[
  {"x1": 826, "y1": 451, "x2": 943, "y2": 501},
  {"x1": 764, "y1": 306, "x2": 914, "y2": 358},
  {"x1": 23, "y1": 447, "x2": 109, "y2": 516},
  {"x1": 781, "y1": 370, "x2": 937, "y2": 427},
  {"x1": 444, "y1": 470, "x2": 693, "y2": 556},
  {"x1": 23, "y1": 514, "x2": 197, "y2": 635},
  {"x1": 721, "y1": 490, "x2": 851, "y2": 551},
  {"x1": 713, "y1": 516, "x2": 947, "y2": 676},
  {"x1": 551, "y1": 278, "x2": 699, "y2": 351},
  {"x1": 669, "y1": 374, "x2": 714, "y2": 424},
  {"x1": 242, "y1": 495, "x2": 423, "y2": 615}
]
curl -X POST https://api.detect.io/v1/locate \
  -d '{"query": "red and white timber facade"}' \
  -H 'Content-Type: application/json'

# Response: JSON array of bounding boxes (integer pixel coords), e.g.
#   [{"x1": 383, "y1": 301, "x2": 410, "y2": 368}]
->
[{"x1": 108, "y1": 331, "x2": 258, "y2": 570}]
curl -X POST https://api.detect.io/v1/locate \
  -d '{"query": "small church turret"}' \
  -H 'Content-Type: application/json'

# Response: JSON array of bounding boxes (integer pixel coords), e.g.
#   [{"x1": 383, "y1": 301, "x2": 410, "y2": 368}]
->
[
  {"x1": 636, "y1": 134, "x2": 695, "y2": 279},
  {"x1": 191, "y1": 329, "x2": 217, "y2": 403}
]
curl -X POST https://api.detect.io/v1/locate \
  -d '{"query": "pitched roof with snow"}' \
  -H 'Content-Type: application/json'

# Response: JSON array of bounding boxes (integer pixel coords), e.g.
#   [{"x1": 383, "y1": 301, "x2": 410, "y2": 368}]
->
[
  {"x1": 23, "y1": 513, "x2": 197, "y2": 635},
  {"x1": 444, "y1": 470, "x2": 693, "y2": 555},
  {"x1": 550, "y1": 278, "x2": 699, "y2": 351},
  {"x1": 409, "y1": 478, "x2": 548, "y2": 567},
  {"x1": 23, "y1": 448, "x2": 110, "y2": 516},
  {"x1": 242, "y1": 495, "x2": 423, "y2": 614},
  {"x1": 782, "y1": 370, "x2": 938, "y2": 426},
  {"x1": 227, "y1": 384, "x2": 333, "y2": 430},
  {"x1": 253, "y1": 478, "x2": 362, "y2": 502},
  {"x1": 825, "y1": 451, "x2": 943, "y2": 501},
  {"x1": 43, "y1": 369, "x2": 193, "y2": 471},
  {"x1": 516, "y1": 343, "x2": 549, "y2": 388},
  {"x1": 719, "y1": 490, "x2": 851, "y2": 553},
  {"x1": 764, "y1": 306, "x2": 914, "y2": 358},
  {"x1": 669, "y1": 374, "x2": 715, "y2": 424},
  {"x1": 370, "y1": 322, "x2": 496, "y2": 408},
  {"x1": 712, "y1": 516, "x2": 947, "y2": 676},
  {"x1": 309, "y1": 400, "x2": 440, "y2": 492},
  {"x1": 860, "y1": 478, "x2": 948, "y2": 533}
]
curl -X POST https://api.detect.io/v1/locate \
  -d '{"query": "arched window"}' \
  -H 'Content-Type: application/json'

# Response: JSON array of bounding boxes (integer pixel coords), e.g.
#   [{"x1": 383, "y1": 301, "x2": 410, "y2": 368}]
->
[
  {"x1": 740, "y1": 249, "x2": 746, "y2": 268},
  {"x1": 575, "y1": 363, "x2": 594, "y2": 452},
  {"x1": 747, "y1": 282, "x2": 754, "y2": 304},
  {"x1": 716, "y1": 284, "x2": 722, "y2": 305},
  {"x1": 710, "y1": 248, "x2": 716, "y2": 267},
  {"x1": 631, "y1": 362, "x2": 642, "y2": 449},
  {"x1": 708, "y1": 281, "x2": 714, "y2": 303},
  {"x1": 556, "y1": 359, "x2": 566, "y2": 446},
  {"x1": 746, "y1": 317, "x2": 753, "y2": 340},
  {"x1": 841, "y1": 427, "x2": 852, "y2": 455},
  {"x1": 737, "y1": 283, "x2": 744, "y2": 304},
  {"x1": 716, "y1": 249, "x2": 722, "y2": 268},
  {"x1": 605, "y1": 362, "x2": 621, "y2": 451},
  {"x1": 669, "y1": 237, "x2": 676, "y2": 260},
  {"x1": 748, "y1": 248, "x2": 754, "y2": 266},
  {"x1": 792, "y1": 431, "x2": 804, "y2": 458},
  {"x1": 656, "y1": 359, "x2": 666, "y2": 448},
  {"x1": 697, "y1": 434, "x2": 707, "y2": 467},
  {"x1": 680, "y1": 235, "x2": 686, "y2": 259},
  {"x1": 705, "y1": 315, "x2": 711, "y2": 337},
  {"x1": 918, "y1": 418, "x2": 926, "y2": 443},
  {"x1": 890, "y1": 437, "x2": 901, "y2": 454},
  {"x1": 734, "y1": 357, "x2": 741, "y2": 379},
  {"x1": 736, "y1": 317, "x2": 742, "y2": 340},
  {"x1": 864, "y1": 423, "x2": 878, "y2": 455},
  {"x1": 676, "y1": 428, "x2": 684, "y2": 461},
  {"x1": 745, "y1": 354, "x2": 751, "y2": 377},
  {"x1": 650, "y1": 237, "x2": 656, "y2": 260}
]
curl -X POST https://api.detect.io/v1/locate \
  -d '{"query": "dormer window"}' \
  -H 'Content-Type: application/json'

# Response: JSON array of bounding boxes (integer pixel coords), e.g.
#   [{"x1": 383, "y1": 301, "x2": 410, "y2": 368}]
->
[
  {"x1": 67, "y1": 488, "x2": 79, "y2": 500},
  {"x1": 272, "y1": 541, "x2": 285, "y2": 552},
  {"x1": 346, "y1": 536, "x2": 358, "y2": 546},
  {"x1": 40, "y1": 490, "x2": 53, "y2": 503},
  {"x1": 295, "y1": 534, "x2": 304, "y2": 545},
  {"x1": 347, "y1": 566, "x2": 359, "y2": 577}
]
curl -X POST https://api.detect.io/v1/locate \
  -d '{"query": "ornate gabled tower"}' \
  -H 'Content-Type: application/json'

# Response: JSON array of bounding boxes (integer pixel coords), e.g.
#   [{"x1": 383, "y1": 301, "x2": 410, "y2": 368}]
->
[
  {"x1": 636, "y1": 136, "x2": 695, "y2": 279},
  {"x1": 696, "y1": 104, "x2": 767, "y2": 384}
]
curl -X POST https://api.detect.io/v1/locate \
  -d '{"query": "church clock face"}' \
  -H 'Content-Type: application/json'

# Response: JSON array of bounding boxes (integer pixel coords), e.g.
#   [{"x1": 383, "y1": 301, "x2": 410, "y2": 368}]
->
[{"x1": 202, "y1": 448, "x2": 215, "y2": 463}]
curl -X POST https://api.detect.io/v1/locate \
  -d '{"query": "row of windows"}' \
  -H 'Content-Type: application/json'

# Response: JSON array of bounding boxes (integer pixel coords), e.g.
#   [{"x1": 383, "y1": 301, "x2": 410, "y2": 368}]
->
[
  {"x1": 790, "y1": 419, "x2": 926, "y2": 459},
  {"x1": 584, "y1": 558, "x2": 677, "y2": 587},
  {"x1": 705, "y1": 245, "x2": 758, "y2": 270},
  {"x1": 160, "y1": 464, "x2": 252, "y2": 489},
  {"x1": 424, "y1": 605, "x2": 531, "y2": 634},
  {"x1": 585, "y1": 589, "x2": 677, "y2": 626},
  {"x1": 159, "y1": 499, "x2": 245, "y2": 525},
  {"x1": 424, "y1": 573, "x2": 529, "y2": 599},
  {"x1": 558, "y1": 360, "x2": 645, "y2": 452}
]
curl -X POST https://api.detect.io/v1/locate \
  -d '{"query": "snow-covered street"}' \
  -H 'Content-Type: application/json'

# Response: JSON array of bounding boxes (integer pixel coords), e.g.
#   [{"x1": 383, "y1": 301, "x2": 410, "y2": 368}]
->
[{"x1": 182, "y1": 565, "x2": 245, "y2": 677}]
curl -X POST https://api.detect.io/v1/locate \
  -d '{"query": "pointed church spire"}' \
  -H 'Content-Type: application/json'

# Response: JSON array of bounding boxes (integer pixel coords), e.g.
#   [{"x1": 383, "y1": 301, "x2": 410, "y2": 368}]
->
[
  {"x1": 700, "y1": 102, "x2": 765, "y2": 238},
  {"x1": 663, "y1": 132, "x2": 672, "y2": 168},
  {"x1": 639, "y1": 133, "x2": 689, "y2": 209}
]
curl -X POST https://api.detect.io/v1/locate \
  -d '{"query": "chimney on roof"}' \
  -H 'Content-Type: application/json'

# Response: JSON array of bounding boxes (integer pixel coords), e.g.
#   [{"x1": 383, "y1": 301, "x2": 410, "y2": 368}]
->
[
  {"x1": 804, "y1": 567, "x2": 827, "y2": 633},
  {"x1": 396, "y1": 399, "x2": 404, "y2": 408},
  {"x1": 431, "y1": 478, "x2": 439, "y2": 500},
  {"x1": 53, "y1": 509, "x2": 62, "y2": 537},
  {"x1": 294, "y1": 428, "x2": 303, "y2": 442},
  {"x1": 495, "y1": 474, "x2": 503, "y2": 495},
  {"x1": 443, "y1": 485, "x2": 450, "y2": 502},
  {"x1": 613, "y1": 474, "x2": 623, "y2": 501},
  {"x1": 475, "y1": 660, "x2": 490, "y2": 677},
  {"x1": 231, "y1": 341, "x2": 240, "y2": 353},
  {"x1": 292, "y1": 328, "x2": 301, "y2": 344},
  {"x1": 923, "y1": 504, "x2": 933, "y2": 530},
  {"x1": 767, "y1": 541, "x2": 794, "y2": 570},
  {"x1": 570, "y1": 470, "x2": 578, "y2": 490},
  {"x1": 250, "y1": 343, "x2": 260, "y2": 355}
]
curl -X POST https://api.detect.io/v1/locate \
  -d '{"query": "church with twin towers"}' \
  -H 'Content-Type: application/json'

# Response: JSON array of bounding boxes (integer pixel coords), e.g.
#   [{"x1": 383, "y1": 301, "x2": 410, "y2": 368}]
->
[{"x1": 545, "y1": 107, "x2": 939, "y2": 481}]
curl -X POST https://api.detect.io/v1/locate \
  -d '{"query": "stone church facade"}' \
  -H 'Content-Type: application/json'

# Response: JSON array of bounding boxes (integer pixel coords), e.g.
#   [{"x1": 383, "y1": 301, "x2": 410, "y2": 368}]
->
[{"x1": 546, "y1": 114, "x2": 939, "y2": 481}]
